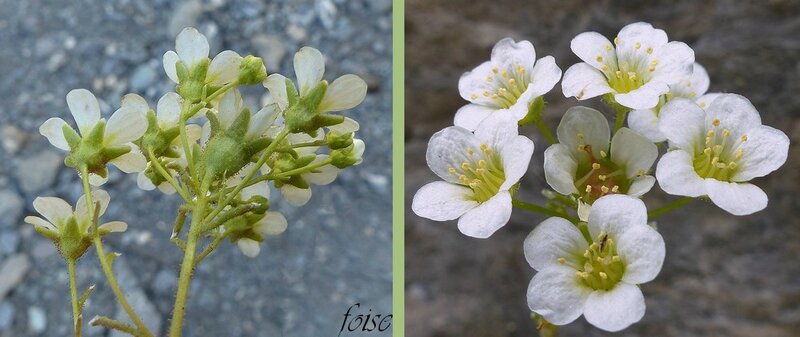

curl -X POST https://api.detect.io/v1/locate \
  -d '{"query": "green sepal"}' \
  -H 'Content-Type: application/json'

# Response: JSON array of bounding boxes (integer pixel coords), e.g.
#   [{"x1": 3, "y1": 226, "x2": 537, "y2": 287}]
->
[
  {"x1": 287, "y1": 175, "x2": 309, "y2": 189},
  {"x1": 518, "y1": 96, "x2": 545, "y2": 126},
  {"x1": 206, "y1": 110, "x2": 222, "y2": 137},
  {"x1": 295, "y1": 154, "x2": 316, "y2": 168},
  {"x1": 62, "y1": 124, "x2": 82, "y2": 150},
  {"x1": 101, "y1": 145, "x2": 132, "y2": 161},
  {"x1": 330, "y1": 144, "x2": 358, "y2": 169},
  {"x1": 229, "y1": 108, "x2": 251, "y2": 139},
  {"x1": 249, "y1": 196, "x2": 269, "y2": 214},
  {"x1": 78, "y1": 285, "x2": 96, "y2": 311},
  {"x1": 314, "y1": 114, "x2": 345, "y2": 128},
  {"x1": 33, "y1": 225, "x2": 59, "y2": 242},
  {"x1": 286, "y1": 78, "x2": 299, "y2": 106},
  {"x1": 326, "y1": 131, "x2": 354, "y2": 149},
  {"x1": 59, "y1": 217, "x2": 91, "y2": 260},
  {"x1": 305, "y1": 81, "x2": 328, "y2": 107},
  {"x1": 176, "y1": 60, "x2": 189, "y2": 82},
  {"x1": 86, "y1": 120, "x2": 106, "y2": 147},
  {"x1": 238, "y1": 55, "x2": 267, "y2": 85},
  {"x1": 247, "y1": 137, "x2": 273, "y2": 156}
]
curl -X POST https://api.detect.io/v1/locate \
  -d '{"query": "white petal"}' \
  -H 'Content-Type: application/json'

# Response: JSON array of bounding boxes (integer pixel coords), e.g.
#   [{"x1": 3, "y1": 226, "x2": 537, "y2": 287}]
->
[
  {"x1": 614, "y1": 81, "x2": 669, "y2": 110},
  {"x1": 263, "y1": 74, "x2": 289, "y2": 111},
  {"x1": 676, "y1": 62, "x2": 710, "y2": 98},
  {"x1": 98, "y1": 221, "x2": 128, "y2": 233},
  {"x1": 294, "y1": 46, "x2": 325, "y2": 96},
  {"x1": 610, "y1": 128, "x2": 658, "y2": 178},
  {"x1": 327, "y1": 117, "x2": 360, "y2": 134},
  {"x1": 586, "y1": 194, "x2": 647, "y2": 239},
  {"x1": 200, "y1": 122, "x2": 211, "y2": 145},
  {"x1": 453, "y1": 104, "x2": 495, "y2": 131},
  {"x1": 655, "y1": 150, "x2": 706, "y2": 197},
  {"x1": 76, "y1": 189, "x2": 110, "y2": 223},
  {"x1": 570, "y1": 31, "x2": 617, "y2": 71},
  {"x1": 163, "y1": 51, "x2": 180, "y2": 83},
  {"x1": 732, "y1": 125, "x2": 789, "y2": 181},
  {"x1": 89, "y1": 173, "x2": 109, "y2": 186},
  {"x1": 156, "y1": 92, "x2": 182, "y2": 129},
  {"x1": 524, "y1": 217, "x2": 587, "y2": 271},
  {"x1": 543, "y1": 144, "x2": 579, "y2": 195},
  {"x1": 650, "y1": 41, "x2": 695, "y2": 84},
  {"x1": 499, "y1": 135, "x2": 534, "y2": 190},
  {"x1": 217, "y1": 88, "x2": 243, "y2": 129},
  {"x1": 616, "y1": 22, "x2": 668, "y2": 54},
  {"x1": 137, "y1": 172, "x2": 156, "y2": 191},
  {"x1": 556, "y1": 106, "x2": 610, "y2": 159},
  {"x1": 24, "y1": 216, "x2": 57, "y2": 232},
  {"x1": 527, "y1": 265, "x2": 590, "y2": 326},
  {"x1": 583, "y1": 283, "x2": 645, "y2": 332},
  {"x1": 40, "y1": 117, "x2": 71, "y2": 151},
  {"x1": 426, "y1": 126, "x2": 482, "y2": 184},
  {"x1": 705, "y1": 180, "x2": 767, "y2": 216},
  {"x1": 412, "y1": 181, "x2": 477, "y2": 221},
  {"x1": 176, "y1": 27, "x2": 209, "y2": 67},
  {"x1": 658, "y1": 98, "x2": 706, "y2": 154},
  {"x1": 304, "y1": 155, "x2": 339, "y2": 185},
  {"x1": 237, "y1": 238, "x2": 261, "y2": 258},
  {"x1": 256, "y1": 211, "x2": 288, "y2": 236},
  {"x1": 281, "y1": 185, "x2": 312, "y2": 206},
  {"x1": 627, "y1": 175, "x2": 655, "y2": 197},
  {"x1": 207, "y1": 50, "x2": 243, "y2": 86},
  {"x1": 247, "y1": 104, "x2": 281, "y2": 139},
  {"x1": 491, "y1": 38, "x2": 536, "y2": 72},
  {"x1": 527, "y1": 56, "x2": 562, "y2": 97},
  {"x1": 696, "y1": 92, "x2": 723, "y2": 110},
  {"x1": 66, "y1": 89, "x2": 101, "y2": 135},
  {"x1": 561, "y1": 63, "x2": 613, "y2": 100},
  {"x1": 318, "y1": 74, "x2": 367, "y2": 113},
  {"x1": 618, "y1": 224, "x2": 665, "y2": 284},
  {"x1": 110, "y1": 147, "x2": 147, "y2": 173},
  {"x1": 474, "y1": 113, "x2": 520, "y2": 153},
  {"x1": 105, "y1": 94, "x2": 148, "y2": 145},
  {"x1": 158, "y1": 182, "x2": 177, "y2": 195},
  {"x1": 33, "y1": 197, "x2": 73, "y2": 226},
  {"x1": 627, "y1": 108, "x2": 665, "y2": 143},
  {"x1": 241, "y1": 182, "x2": 269, "y2": 201},
  {"x1": 456, "y1": 191, "x2": 512, "y2": 238},
  {"x1": 457, "y1": 61, "x2": 500, "y2": 107},
  {"x1": 352, "y1": 139, "x2": 365, "y2": 165},
  {"x1": 704, "y1": 94, "x2": 761, "y2": 134}
]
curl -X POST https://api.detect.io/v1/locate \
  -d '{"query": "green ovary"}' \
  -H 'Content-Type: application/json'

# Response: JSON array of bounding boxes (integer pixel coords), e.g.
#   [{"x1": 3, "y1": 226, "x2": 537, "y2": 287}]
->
[
  {"x1": 693, "y1": 119, "x2": 747, "y2": 181},
  {"x1": 449, "y1": 144, "x2": 505, "y2": 203},
  {"x1": 572, "y1": 144, "x2": 632, "y2": 203}
]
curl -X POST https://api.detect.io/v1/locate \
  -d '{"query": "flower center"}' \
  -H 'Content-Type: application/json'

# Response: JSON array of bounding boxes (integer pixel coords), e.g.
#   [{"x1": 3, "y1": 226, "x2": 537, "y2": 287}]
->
[
  {"x1": 693, "y1": 118, "x2": 747, "y2": 181},
  {"x1": 448, "y1": 144, "x2": 506, "y2": 203},
  {"x1": 470, "y1": 65, "x2": 530, "y2": 108},
  {"x1": 572, "y1": 136, "x2": 633, "y2": 203},
  {"x1": 559, "y1": 231, "x2": 625, "y2": 291},
  {"x1": 596, "y1": 39, "x2": 658, "y2": 94}
]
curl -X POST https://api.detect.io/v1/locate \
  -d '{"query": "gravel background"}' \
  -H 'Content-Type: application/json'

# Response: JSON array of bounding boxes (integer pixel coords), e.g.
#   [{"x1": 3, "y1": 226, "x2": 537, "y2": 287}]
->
[
  {"x1": 0, "y1": 0, "x2": 392, "y2": 336},
  {"x1": 405, "y1": 1, "x2": 800, "y2": 337}
]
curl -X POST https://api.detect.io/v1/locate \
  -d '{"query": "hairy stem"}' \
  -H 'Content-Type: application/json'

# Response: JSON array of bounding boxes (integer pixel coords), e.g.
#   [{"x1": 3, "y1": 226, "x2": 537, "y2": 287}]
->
[
  {"x1": 193, "y1": 233, "x2": 227, "y2": 267},
  {"x1": 648, "y1": 197, "x2": 693, "y2": 219},
  {"x1": 535, "y1": 120, "x2": 557, "y2": 145},
  {"x1": 89, "y1": 316, "x2": 138, "y2": 336},
  {"x1": 68, "y1": 259, "x2": 81, "y2": 337},
  {"x1": 146, "y1": 148, "x2": 192, "y2": 202}
]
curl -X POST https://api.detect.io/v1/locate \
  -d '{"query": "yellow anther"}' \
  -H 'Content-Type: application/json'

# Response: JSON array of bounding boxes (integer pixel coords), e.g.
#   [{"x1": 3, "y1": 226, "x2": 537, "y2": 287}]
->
[
  {"x1": 501, "y1": 71, "x2": 509, "y2": 78},
  {"x1": 712, "y1": 118, "x2": 721, "y2": 126},
  {"x1": 577, "y1": 144, "x2": 586, "y2": 152},
  {"x1": 615, "y1": 70, "x2": 623, "y2": 78},
  {"x1": 589, "y1": 243, "x2": 599, "y2": 250},
  {"x1": 611, "y1": 185, "x2": 619, "y2": 193},
  {"x1": 637, "y1": 169, "x2": 645, "y2": 176},
  {"x1": 614, "y1": 37, "x2": 620, "y2": 45},
  {"x1": 635, "y1": 42, "x2": 641, "y2": 49},
  {"x1": 478, "y1": 159, "x2": 487, "y2": 167},
  {"x1": 728, "y1": 162, "x2": 738, "y2": 169},
  {"x1": 646, "y1": 47, "x2": 653, "y2": 54},
  {"x1": 498, "y1": 87, "x2": 507, "y2": 93},
  {"x1": 703, "y1": 147, "x2": 712, "y2": 155},
  {"x1": 597, "y1": 231, "x2": 606, "y2": 239},
  {"x1": 735, "y1": 149, "x2": 744, "y2": 160},
  {"x1": 470, "y1": 93, "x2": 478, "y2": 100},
  {"x1": 599, "y1": 272, "x2": 608, "y2": 279},
  {"x1": 598, "y1": 174, "x2": 606, "y2": 181},
  {"x1": 648, "y1": 66, "x2": 656, "y2": 72},
  {"x1": 492, "y1": 67, "x2": 498, "y2": 74},
  {"x1": 711, "y1": 157, "x2": 720, "y2": 165},
  {"x1": 461, "y1": 162, "x2": 471, "y2": 170},
  {"x1": 486, "y1": 76, "x2": 493, "y2": 82},
  {"x1": 557, "y1": 257, "x2": 566, "y2": 264},
  {"x1": 722, "y1": 129, "x2": 730, "y2": 137},
  {"x1": 596, "y1": 256, "x2": 604, "y2": 263},
  {"x1": 601, "y1": 65, "x2": 609, "y2": 71},
  {"x1": 612, "y1": 256, "x2": 621, "y2": 262},
  {"x1": 628, "y1": 72, "x2": 637, "y2": 80},
  {"x1": 585, "y1": 185, "x2": 592, "y2": 193},
  {"x1": 467, "y1": 148, "x2": 474, "y2": 156},
  {"x1": 699, "y1": 102, "x2": 706, "y2": 108},
  {"x1": 707, "y1": 130, "x2": 715, "y2": 137},
  {"x1": 689, "y1": 91, "x2": 697, "y2": 98},
  {"x1": 600, "y1": 186, "x2": 610, "y2": 194},
  {"x1": 583, "y1": 250, "x2": 591, "y2": 258},
  {"x1": 482, "y1": 90, "x2": 490, "y2": 97},
  {"x1": 490, "y1": 94, "x2": 498, "y2": 99},
  {"x1": 605, "y1": 44, "x2": 612, "y2": 51},
  {"x1": 741, "y1": 135, "x2": 748, "y2": 142},
  {"x1": 651, "y1": 60, "x2": 659, "y2": 65},
  {"x1": 713, "y1": 145, "x2": 723, "y2": 154},
  {"x1": 448, "y1": 167, "x2": 457, "y2": 174},
  {"x1": 459, "y1": 174, "x2": 468, "y2": 182},
  {"x1": 592, "y1": 163, "x2": 601, "y2": 170},
  {"x1": 596, "y1": 55, "x2": 603, "y2": 62},
  {"x1": 606, "y1": 238, "x2": 614, "y2": 246},
  {"x1": 600, "y1": 150, "x2": 607, "y2": 158},
  {"x1": 577, "y1": 271, "x2": 590, "y2": 279},
  {"x1": 508, "y1": 78, "x2": 516, "y2": 86}
]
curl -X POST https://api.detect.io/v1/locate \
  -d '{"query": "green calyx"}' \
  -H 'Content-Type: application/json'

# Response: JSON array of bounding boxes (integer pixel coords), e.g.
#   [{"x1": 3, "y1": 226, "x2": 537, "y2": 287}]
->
[
  {"x1": 269, "y1": 152, "x2": 316, "y2": 188},
  {"x1": 63, "y1": 121, "x2": 129, "y2": 177},
  {"x1": 140, "y1": 110, "x2": 181, "y2": 159},
  {"x1": 225, "y1": 213, "x2": 266, "y2": 243},
  {"x1": 202, "y1": 108, "x2": 273, "y2": 181},
  {"x1": 325, "y1": 131, "x2": 354, "y2": 149},
  {"x1": 238, "y1": 55, "x2": 268, "y2": 85},
  {"x1": 330, "y1": 144, "x2": 361, "y2": 169},
  {"x1": 58, "y1": 216, "x2": 92, "y2": 261},
  {"x1": 284, "y1": 81, "x2": 344, "y2": 133},
  {"x1": 177, "y1": 59, "x2": 209, "y2": 103},
  {"x1": 517, "y1": 96, "x2": 545, "y2": 126}
]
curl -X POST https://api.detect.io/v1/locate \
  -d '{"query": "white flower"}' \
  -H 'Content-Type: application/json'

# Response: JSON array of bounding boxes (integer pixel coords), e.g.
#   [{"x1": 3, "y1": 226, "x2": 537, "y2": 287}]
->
[
  {"x1": 544, "y1": 106, "x2": 658, "y2": 203},
  {"x1": 236, "y1": 212, "x2": 288, "y2": 258},
  {"x1": 455, "y1": 38, "x2": 562, "y2": 130},
  {"x1": 628, "y1": 62, "x2": 711, "y2": 142},
  {"x1": 200, "y1": 88, "x2": 280, "y2": 143},
  {"x1": 525, "y1": 195, "x2": 664, "y2": 332},
  {"x1": 163, "y1": 27, "x2": 242, "y2": 86},
  {"x1": 24, "y1": 190, "x2": 127, "y2": 239},
  {"x1": 562, "y1": 22, "x2": 694, "y2": 110},
  {"x1": 655, "y1": 94, "x2": 789, "y2": 215},
  {"x1": 270, "y1": 130, "x2": 341, "y2": 206},
  {"x1": 40, "y1": 89, "x2": 147, "y2": 185},
  {"x1": 412, "y1": 113, "x2": 534, "y2": 238},
  {"x1": 263, "y1": 46, "x2": 367, "y2": 113}
]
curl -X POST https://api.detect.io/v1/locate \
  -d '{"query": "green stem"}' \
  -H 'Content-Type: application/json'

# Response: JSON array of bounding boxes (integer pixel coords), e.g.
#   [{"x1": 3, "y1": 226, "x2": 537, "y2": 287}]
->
[
  {"x1": 147, "y1": 148, "x2": 192, "y2": 202},
  {"x1": 648, "y1": 197, "x2": 693, "y2": 219},
  {"x1": 89, "y1": 316, "x2": 138, "y2": 336},
  {"x1": 80, "y1": 169, "x2": 153, "y2": 337},
  {"x1": 512, "y1": 198, "x2": 578, "y2": 222},
  {"x1": 68, "y1": 259, "x2": 81, "y2": 337},
  {"x1": 535, "y1": 120, "x2": 557, "y2": 145},
  {"x1": 205, "y1": 81, "x2": 238, "y2": 102},
  {"x1": 193, "y1": 233, "x2": 227, "y2": 268}
]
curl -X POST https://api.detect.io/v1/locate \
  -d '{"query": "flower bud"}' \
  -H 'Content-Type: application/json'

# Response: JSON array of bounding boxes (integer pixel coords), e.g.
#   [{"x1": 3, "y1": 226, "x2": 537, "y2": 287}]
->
[
  {"x1": 325, "y1": 131, "x2": 354, "y2": 149},
  {"x1": 238, "y1": 55, "x2": 268, "y2": 85}
]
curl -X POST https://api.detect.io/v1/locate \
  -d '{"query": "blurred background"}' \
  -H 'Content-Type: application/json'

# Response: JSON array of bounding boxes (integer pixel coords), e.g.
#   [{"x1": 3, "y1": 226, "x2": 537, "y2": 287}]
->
[
  {"x1": 0, "y1": 0, "x2": 391, "y2": 336},
  {"x1": 406, "y1": 1, "x2": 799, "y2": 336}
]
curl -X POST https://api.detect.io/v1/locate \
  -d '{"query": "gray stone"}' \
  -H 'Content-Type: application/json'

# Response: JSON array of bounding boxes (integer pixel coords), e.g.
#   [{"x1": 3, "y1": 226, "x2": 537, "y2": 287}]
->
[
  {"x1": 27, "y1": 306, "x2": 45, "y2": 334},
  {"x1": 110, "y1": 260, "x2": 162, "y2": 337},
  {"x1": 0, "y1": 190, "x2": 23, "y2": 228},
  {"x1": 168, "y1": 0, "x2": 203, "y2": 37},
  {"x1": 14, "y1": 150, "x2": 62, "y2": 194},
  {"x1": 0, "y1": 254, "x2": 30, "y2": 301},
  {"x1": 0, "y1": 302, "x2": 13, "y2": 331},
  {"x1": 252, "y1": 34, "x2": 287, "y2": 71},
  {"x1": 129, "y1": 65, "x2": 157, "y2": 92},
  {"x1": 151, "y1": 268, "x2": 177, "y2": 295},
  {"x1": 316, "y1": 0, "x2": 337, "y2": 30},
  {"x1": 0, "y1": 125, "x2": 29, "y2": 155},
  {"x1": 0, "y1": 231, "x2": 19, "y2": 255}
]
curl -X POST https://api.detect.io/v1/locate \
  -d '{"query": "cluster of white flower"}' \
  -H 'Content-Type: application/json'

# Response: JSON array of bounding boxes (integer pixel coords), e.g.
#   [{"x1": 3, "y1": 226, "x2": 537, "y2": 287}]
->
[
  {"x1": 413, "y1": 22, "x2": 789, "y2": 333},
  {"x1": 27, "y1": 27, "x2": 368, "y2": 337}
]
